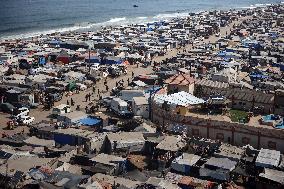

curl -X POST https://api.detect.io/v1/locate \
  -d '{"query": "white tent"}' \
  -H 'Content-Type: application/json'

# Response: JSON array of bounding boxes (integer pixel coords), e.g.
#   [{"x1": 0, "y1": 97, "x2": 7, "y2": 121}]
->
[{"x1": 154, "y1": 91, "x2": 205, "y2": 106}]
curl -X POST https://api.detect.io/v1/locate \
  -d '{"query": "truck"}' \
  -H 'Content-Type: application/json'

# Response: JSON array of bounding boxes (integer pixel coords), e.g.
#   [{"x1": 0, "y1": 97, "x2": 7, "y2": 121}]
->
[{"x1": 110, "y1": 98, "x2": 133, "y2": 118}]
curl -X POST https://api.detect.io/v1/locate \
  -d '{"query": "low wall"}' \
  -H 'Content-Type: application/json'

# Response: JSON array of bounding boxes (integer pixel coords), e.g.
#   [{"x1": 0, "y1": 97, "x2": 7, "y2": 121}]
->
[{"x1": 152, "y1": 104, "x2": 284, "y2": 152}]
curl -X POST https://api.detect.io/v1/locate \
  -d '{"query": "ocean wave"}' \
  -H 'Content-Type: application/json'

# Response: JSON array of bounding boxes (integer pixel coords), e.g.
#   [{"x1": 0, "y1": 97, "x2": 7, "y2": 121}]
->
[
  {"x1": 153, "y1": 12, "x2": 189, "y2": 19},
  {"x1": 0, "y1": 14, "x2": 155, "y2": 41},
  {"x1": 106, "y1": 17, "x2": 126, "y2": 23},
  {"x1": 137, "y1": 17, "x2": 147, "y2": 20},
  {"x1": 238, "y1": 3, "x2": 273, "y2": 10}
]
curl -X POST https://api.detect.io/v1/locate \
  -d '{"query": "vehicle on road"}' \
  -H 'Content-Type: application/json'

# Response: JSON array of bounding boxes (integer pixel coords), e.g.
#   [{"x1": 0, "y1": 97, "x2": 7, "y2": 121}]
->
[
  {"x1": 0, "y1": 103, "x2": 15, "y2": 114},
  {"x1": 11, "y1": 107, "x2": 29, "y2": 119},
  {"x1": 52, "y1": 104, "x2": 71, "y2": 116},
  {"x1": 19, "y1": 116, "x2": 35, "y2": 125}
]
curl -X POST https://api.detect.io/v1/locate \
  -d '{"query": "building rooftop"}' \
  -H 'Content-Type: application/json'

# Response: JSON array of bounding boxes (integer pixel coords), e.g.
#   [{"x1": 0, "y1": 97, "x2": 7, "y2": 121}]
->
[
  {"x1": 204, "y1": 157, "x2": 237, "y2": 171},
  {"x1": 172, "y1": 153, "x2": 201, "y2": 166},
  {"x1": 93, "y1": 173, "x2": 141, "y2": 188},
  {"x1": 259, "y1": 168, "x2": 284, "y2": 185},
  {"x1": 90, "y1": 153, "x2": 126, "y2": 166},
  {"x1": 165, "y1": 73, "x2": 195, "y2": 86},
  {"x1": 156, "y1": 135, "x2": 186, "y2": 152},
  {"x1": 255, "y1": 148, "x2": 281, "y2": 168}
]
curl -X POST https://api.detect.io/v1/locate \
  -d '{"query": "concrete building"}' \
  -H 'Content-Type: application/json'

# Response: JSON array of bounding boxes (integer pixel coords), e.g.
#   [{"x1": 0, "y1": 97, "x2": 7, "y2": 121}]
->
[
  {"x1": 132, "y1": 96, "x2": 149, "y2": 119},
  {"x1": 165, "y1": 74, "x2": 195, "y2": 94}
]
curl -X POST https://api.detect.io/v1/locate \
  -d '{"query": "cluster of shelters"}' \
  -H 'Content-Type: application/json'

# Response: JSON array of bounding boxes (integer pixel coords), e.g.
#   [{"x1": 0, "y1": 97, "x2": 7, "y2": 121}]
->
[
  {"x1": 0, "y1": 2, "x2": 283, "y2": 189},
  {"x1": 1, "y1": 123, "x2": 284, "y2": 189}
]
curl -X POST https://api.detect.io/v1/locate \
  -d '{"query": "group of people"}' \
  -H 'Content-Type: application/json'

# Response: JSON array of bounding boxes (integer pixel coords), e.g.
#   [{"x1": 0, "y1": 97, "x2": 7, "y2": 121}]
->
[
  {"x1": 66, "y1": 98, "x2": 75, "y2": 106},
  {"x1": 84, "y1": 93, "x2": 92, "y2": 102}
]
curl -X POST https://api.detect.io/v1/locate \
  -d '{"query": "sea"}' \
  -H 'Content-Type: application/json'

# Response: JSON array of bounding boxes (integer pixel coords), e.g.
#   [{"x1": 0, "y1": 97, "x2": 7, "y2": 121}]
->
[{"x1": 0, "y1": 0, "x2": 282, "y2": 40}]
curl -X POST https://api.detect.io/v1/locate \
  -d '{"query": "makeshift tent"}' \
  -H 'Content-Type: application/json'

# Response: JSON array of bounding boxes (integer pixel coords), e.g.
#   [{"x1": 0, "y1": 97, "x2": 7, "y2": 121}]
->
[
  {"x1": 85, "y1": 56, "x2": 101, "y2": 63},
  {"x1": 67, "y1": 81, "x2": 76, "y2": 91},
  {"x1": 38, "y1": 57, "x2": 46, "y2": 65},
  {"x1": 102, "y1": 57, "x2": 122, "y2": 65},
  {"x1": 79, "y1": 116, "x2": 102, "y2": 127},
  {"x1": 57, "y1": 52, "x2": 70, "y2": 64},
  {"x1": 154, "y1": 91, "x2": 205, "y2": 106}
]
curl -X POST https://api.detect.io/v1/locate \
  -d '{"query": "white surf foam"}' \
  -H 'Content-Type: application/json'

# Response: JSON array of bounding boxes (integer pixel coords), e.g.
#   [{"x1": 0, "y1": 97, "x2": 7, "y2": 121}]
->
[
  {"x1": 153, "y1": 12, "x2": 189, "y2": 19},
  {"x1": 106, "y1": 17, "x2": 126, "y2": 23}
]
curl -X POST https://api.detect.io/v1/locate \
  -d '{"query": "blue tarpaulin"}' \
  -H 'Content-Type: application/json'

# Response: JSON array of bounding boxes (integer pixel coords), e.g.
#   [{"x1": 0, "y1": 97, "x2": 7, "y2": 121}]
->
[
  {"x1": 39, "y1": 57, "x2": 46, "y2": 65},
  {"x1": 250, "y1": 73, "x2": 269, "y2": 79},
  {"x1": 102, "y1": 57, "x2": 122, "y2": 65},
  {"x1": 272, "y1": 63, "x2": 284, "y2": 71},
  {"x1": 54, "y1": 134, "x2": 74, "y2": 145},
  {"x1": 79, "y1": 116, "x2": 102, "y2": 126},
  {"x1": 85, "y1": 56, "x2": 100, "y2": 63}
]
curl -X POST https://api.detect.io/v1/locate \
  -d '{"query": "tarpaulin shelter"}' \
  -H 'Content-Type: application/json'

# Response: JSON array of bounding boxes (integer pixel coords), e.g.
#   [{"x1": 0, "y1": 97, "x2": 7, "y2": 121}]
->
[
  {"x1": 38, "y1": 56, "x2": 46, "y2": 65},
  {"x1": 78, "y1": 116, "x2": 102, "y2": 127},
  {"x1": 56, "y1": 51, "x2": 71, "y2": 64},
  {"x1": 101, "y1": 56, "x2": 122, "y2": 65},
  {"x1": 85, "y1": 56, "x2": 101, "y2": 64},
  {"x1": 67, "y1": 81, "x2": 76, "y2": 91},
  {"x1": 48, "y1": 39, "x2": 61, "y2": 47}
]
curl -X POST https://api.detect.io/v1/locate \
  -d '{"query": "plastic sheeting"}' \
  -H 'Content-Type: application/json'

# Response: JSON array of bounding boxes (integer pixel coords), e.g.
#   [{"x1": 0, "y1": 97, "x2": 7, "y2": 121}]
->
[
  {"x1": 154, "y1": 91, "x2": 204, "y2": 106},
  {"x1": 79, "y1": 117, "x2": 102, "y2": 126}
]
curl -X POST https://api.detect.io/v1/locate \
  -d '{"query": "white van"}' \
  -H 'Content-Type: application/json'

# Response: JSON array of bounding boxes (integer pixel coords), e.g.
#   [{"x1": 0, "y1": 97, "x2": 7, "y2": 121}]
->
[
  {"x1": 52, "y1": 104, "x2": 71, "y2": 116},
  {"x1": 110, "y1": 98, "x2": 133, "y2": 117},
  {"x1": 91, "y1": 63, "x2": 101, "y2": 71},
  {"x1": 12, "y1": 107, "x2": 30, "y2": 119}
]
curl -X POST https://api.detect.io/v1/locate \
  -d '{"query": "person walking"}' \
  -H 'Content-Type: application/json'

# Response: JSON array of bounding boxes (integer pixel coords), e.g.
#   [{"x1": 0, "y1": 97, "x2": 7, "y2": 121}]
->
[
  {"x1": 88, "y1": 93, "x2": 91, "y2": 101},
  {"x1": 71, "y1": 98, "x2": 75, "y2": 106},
  {"x1": 67, "y1": 100, "x2": 69, "y2": 105}
]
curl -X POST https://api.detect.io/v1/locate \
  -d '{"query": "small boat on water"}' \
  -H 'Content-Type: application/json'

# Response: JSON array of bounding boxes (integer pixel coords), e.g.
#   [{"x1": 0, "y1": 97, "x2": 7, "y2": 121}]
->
[{"x1": 133, "y1": 5, "x2": 138, "y2": 8}]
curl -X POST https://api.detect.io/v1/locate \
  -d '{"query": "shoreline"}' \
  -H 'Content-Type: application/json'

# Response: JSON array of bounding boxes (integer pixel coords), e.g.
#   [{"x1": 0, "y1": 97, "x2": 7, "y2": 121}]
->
[{"x1": 0, "y1": 2, "x2": 279, "y2": 42}]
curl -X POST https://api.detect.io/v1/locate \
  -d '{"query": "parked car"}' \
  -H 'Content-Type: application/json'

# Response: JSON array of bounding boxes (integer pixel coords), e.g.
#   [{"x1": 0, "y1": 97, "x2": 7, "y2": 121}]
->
[
  {"x1": 91, "y1": 63, "x2": 101, "y2": 71},
  {"x1": 101, "y1": 96, "x2": 114, "y2": 107},
  {"x1": 19, "y1": 116, "x2": 35, "y2": 125},
  {"x1": 11, "y1": 107, "x2": 29, "y2": 119},
  {"x1": 49, "y1": 93, "x2": 63, "y2": 102},
  {"x1": 0, "y1": 103, "x2": 15, "y2": 114},
  {"x1": 12, "y1": 102, "x2": 30, "y2": 109},
  {"x1": 52, "y1": 104, "x2": 71, "y2": 116}
]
